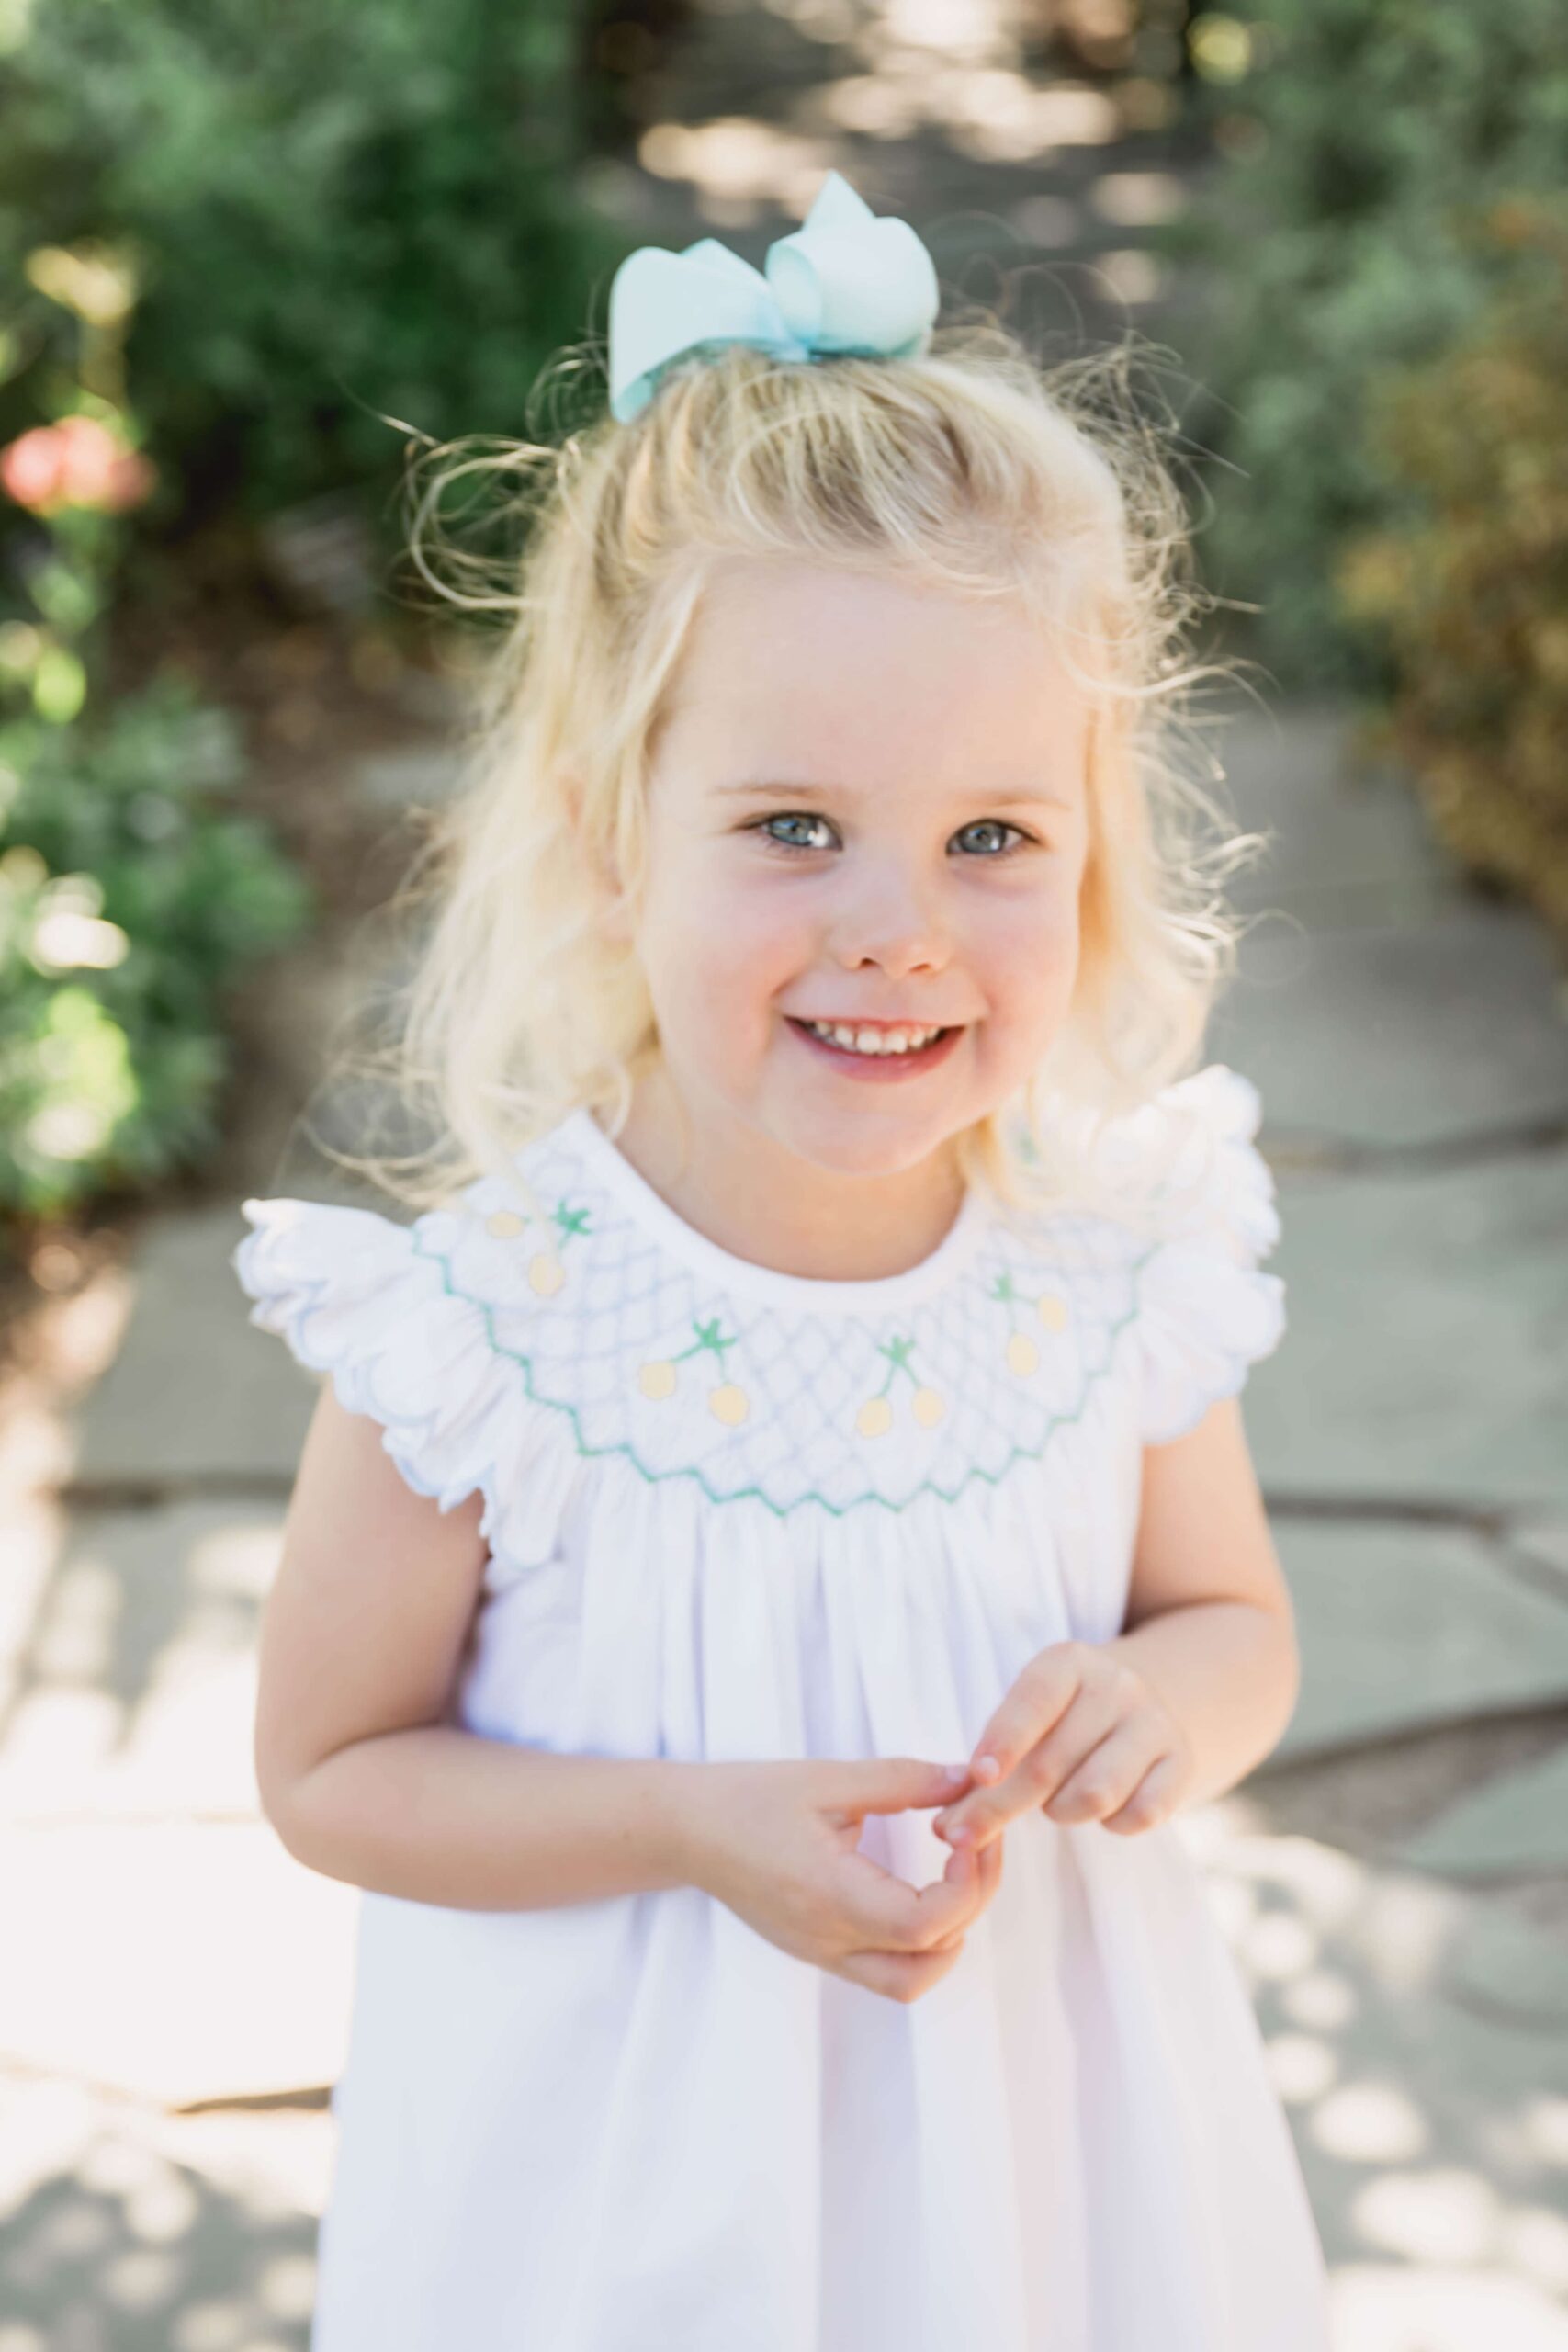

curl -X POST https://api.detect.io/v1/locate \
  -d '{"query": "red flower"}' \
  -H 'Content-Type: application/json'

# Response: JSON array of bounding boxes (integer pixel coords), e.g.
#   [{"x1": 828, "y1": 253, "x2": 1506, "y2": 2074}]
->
[{"x1": 0, "y1": 415, "x2": 156, "y2": 515}]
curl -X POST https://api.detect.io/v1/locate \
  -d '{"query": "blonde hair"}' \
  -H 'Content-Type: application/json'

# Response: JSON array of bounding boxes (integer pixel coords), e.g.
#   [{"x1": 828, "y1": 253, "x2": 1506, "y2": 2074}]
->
[{"x1": 309, "y1": 315, "x2": 1269, "y2": 1236}]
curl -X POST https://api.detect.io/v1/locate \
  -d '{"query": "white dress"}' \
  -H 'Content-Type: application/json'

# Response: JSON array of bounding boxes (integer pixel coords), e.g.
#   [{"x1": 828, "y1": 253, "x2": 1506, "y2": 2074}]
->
[{"x1": 232, "y1": 1061, "x2": 1333, "y2": 2352}]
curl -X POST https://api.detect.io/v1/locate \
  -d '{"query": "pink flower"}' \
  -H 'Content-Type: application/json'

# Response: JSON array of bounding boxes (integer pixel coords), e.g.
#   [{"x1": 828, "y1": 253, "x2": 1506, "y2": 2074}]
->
[{"x1": 0, "y1": 415, "x2": 156, "y2": 515}]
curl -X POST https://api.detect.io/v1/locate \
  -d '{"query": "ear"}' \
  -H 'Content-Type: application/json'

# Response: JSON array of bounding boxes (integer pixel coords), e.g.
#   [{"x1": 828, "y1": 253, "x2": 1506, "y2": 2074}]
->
[
  {"x1": 563, "y1": 775, "x2": 635, "y2": 940},
  {"x1": 594, "y1": 852, "x2": 640, "y2": 944}
]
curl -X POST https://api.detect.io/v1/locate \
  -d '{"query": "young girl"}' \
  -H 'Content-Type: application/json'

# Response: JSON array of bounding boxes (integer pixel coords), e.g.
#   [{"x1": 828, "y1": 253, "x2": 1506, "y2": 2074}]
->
[{"x1": 233, "y1": 172, "x2": 1332, "y2": 2351}]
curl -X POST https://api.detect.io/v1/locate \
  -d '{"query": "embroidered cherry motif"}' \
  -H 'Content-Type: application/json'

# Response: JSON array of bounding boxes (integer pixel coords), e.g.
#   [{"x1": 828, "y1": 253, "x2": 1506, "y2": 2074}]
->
[
  {"x1": 638, "y1": 1317, "x2": 749, "y2": 1424},
  {"x1": 990, "y1": 1271, "x2": 1069, "y2": 1375},
  {"x1": 855, "y1": 1334, "x2": 945, "y2": 1437},
  {"x1": 485, "y1": 1197, "x2": 592, "y2": 1295}
]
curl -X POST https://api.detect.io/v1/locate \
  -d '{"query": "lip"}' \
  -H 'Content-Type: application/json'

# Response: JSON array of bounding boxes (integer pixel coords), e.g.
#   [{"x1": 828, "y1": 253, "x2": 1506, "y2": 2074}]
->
[
  {"x1": 788, "y1": 1015, "x2": 958, "y2": 1033},
  {"x1": 784, "y1": 1013, "x2": 964, "y2": 1081}
]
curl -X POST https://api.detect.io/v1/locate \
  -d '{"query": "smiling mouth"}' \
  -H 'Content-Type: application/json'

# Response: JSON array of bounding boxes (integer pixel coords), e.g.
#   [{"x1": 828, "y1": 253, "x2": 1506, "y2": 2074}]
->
[{"x1": 784, "y1": 1014, "x2": 964, "y2": 1068}]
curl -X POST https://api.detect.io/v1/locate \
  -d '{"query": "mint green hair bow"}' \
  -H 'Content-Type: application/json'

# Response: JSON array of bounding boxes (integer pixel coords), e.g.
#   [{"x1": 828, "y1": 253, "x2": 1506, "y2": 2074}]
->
[{"x1": 606, "y1": 169, "x2": 940, "y2": 424}]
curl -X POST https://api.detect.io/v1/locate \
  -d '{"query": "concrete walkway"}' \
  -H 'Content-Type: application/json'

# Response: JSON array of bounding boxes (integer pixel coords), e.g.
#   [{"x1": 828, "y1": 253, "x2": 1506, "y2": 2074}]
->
[{"x1": 5, "y1": 4, "x2": 1568, "y2": 2346}]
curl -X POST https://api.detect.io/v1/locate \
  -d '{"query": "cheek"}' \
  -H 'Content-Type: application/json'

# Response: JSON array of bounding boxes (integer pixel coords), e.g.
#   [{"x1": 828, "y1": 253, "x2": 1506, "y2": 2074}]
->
[
  {"x1": 646, "y1": 862, "x2": 809, "y2": 1008},
  {"x1": 968, "y1": 877, "x2": 1080, "y2": 1003}
]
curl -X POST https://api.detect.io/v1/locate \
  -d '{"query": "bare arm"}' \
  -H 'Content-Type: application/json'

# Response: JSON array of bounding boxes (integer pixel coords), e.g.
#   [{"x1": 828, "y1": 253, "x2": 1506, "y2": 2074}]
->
[
  {"x1": 1107, "y1": 1395, "x2": 1301, "y2": 1809},
  {"x1": 256, "y1": 1381, "x2": 701, "y2": 1910}
]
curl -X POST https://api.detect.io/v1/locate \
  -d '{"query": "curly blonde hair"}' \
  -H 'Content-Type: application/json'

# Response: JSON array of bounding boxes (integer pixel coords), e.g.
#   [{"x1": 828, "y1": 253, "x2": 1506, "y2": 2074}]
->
[{"x1": 307, "y1": 314, "x2": 1269, "y2": 1236}]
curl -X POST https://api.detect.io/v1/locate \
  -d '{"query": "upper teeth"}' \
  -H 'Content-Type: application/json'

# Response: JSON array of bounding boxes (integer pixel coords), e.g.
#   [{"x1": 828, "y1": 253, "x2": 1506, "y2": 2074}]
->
[{"x1": 802, "y1": 1020, "x2": 947, "y2": 1056}]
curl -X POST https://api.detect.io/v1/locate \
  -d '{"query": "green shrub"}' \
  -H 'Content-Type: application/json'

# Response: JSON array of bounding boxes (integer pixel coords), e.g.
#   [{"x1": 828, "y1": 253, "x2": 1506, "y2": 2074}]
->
[
  {"x1": 0, "y1": 672, "x2": 312, "y2": 1227},
  {"x1": 1336, "y1": 199, "x2": 1568, "y2": 934},
  {"x1": 0, "y1": 0, "x2": 624, "y2": 562},
  {"x1": 0, "y1": 0, "x2": 628, "y2": 1233},
  {"x1": 1180, "y1": 0, "x2": 1568, "y2": 690}
]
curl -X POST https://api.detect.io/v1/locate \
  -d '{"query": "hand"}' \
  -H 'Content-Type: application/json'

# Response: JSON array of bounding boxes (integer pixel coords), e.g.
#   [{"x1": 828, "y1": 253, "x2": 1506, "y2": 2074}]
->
[
  {"x1": 672, "y1": 1756, "x2": 1006, "y2": 2005},
  {"x1": 931, "y1": 1639, "x2": 1195, "y2": 1849}
]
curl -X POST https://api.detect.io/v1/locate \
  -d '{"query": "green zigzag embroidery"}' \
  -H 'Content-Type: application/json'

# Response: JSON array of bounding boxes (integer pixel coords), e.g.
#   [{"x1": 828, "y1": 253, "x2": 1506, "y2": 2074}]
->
[{"x1": 408, "y1": 1220, "x2": 1159, "y2": 1521}]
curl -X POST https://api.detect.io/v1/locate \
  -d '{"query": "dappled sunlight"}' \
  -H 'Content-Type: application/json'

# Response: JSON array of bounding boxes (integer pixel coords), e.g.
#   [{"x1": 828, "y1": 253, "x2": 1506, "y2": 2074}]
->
[
  {"x1": 1316, "y1": 2081, "x2": 1430, "y2": 2165},
  {"x1": 1524, "y1": 2097, "x2": 1568, "y2": 2165},
  {"x1": 1282, "y1": 1967, "x2": 1361, "y2": 2031},
  {"x1": 1355, "y1": 2165, "x2": 1508, "y2": 2265},
  {"x1": 632, "y1": 0, "x2": 1168, "y2": 233},
  {"x1": 1265, "y1": 2029, "x2": 1340, "y2": 2103},
  {"x1": 27, "y1": 1555, "x2": 118, "y2": 1686},
  {"x1": 816, "y1": 74, "x2": 926, "y2": 137},
  {"x1": 638, "y1": 74, "x2": 1125, "y2": 200},
  {"x1": 1331, "y1": 2264, "x2": 1568, "y2": 2348},
  {"x1": 942, "y1": 74, "x2": 1121, "y2": 158},
  {"x1": 873, "y1": 0, "x2": 1001, "y2": 57},
  {"x1": 0, "y1": 2075, "x2": 327, "y2": 2351},
  {"x1": 0, "y1": 1822, "x2": 355, "y2": 2107},
  {"x1": 1089, "y1": 166, "x2": 1186, "y2": 223},
  {"x1": 1085, "y1": 247, "x2": 1167, "y2": 303},
  {"x1": 638, "y1": 119, "x2": 837, "y2": 218},
  {"x1": 0, "y1": 1508, "x2": 279, "y2": 1822},
  {"x1": 761, "y1": 0, "x2": 866, "y2": 40},
  {"x1": 1182, "y1": 1791, "x2": 1568, "y2": 2334}
]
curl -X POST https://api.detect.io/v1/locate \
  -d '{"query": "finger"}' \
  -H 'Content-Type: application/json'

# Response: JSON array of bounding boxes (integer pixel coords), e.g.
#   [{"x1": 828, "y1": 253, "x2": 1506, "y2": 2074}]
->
[
  {"x1": 924, "y1": 1820, "x2": 1004, "y2": 1930},
  {"x1": 951, "y1": 1820, "x2": 1005, "y2": 1909},
  {"x1": 939, "y1": 1673, "x2": 1131, "y2": 1843},
  {"x1": 964, "y1": 1643, "x2": 1087, "y2": 1791},
  {"x1": 1100, "y1": 1750, "x2": 1184, "y2": 1836},
  {"x1": 973, "y1": 1716, "x2": 1161, "y2": 1846},
  {"x1": 836, "y1": 1842, "x2": 1001, "y2": 2005},
  {"x1": 836, "y1": 1940, "x2": 965, "y2": 2003},
  {"x1": 845, "y1": 1838, "x2": 1003, "y2": 1988},
  {"x1": 832, "y1": 1835, "x2": 984, "y2": 1952},
  {"x1": 828, "y1": 1757, "x2": 975, "y2": 1824},
  {"x1": 1050, "y1": 1724, "x2": 1172, "y2": 1826}
]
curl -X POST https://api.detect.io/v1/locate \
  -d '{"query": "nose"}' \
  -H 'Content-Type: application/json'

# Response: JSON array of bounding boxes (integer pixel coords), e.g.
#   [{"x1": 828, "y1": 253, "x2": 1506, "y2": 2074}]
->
[{"x1": 829, "y1": 854, "x2": 952, "y2": 978}]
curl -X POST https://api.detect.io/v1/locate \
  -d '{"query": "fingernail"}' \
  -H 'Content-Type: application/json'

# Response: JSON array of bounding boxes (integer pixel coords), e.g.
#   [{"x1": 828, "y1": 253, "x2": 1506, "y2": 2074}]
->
[
  {"x1": 945, "y1": 1823, "x2": 972, "y2": 1845},
  {"x1": 973, "y1": 1754, "x2": 1000, "y2": 1782},
  {"x1": 943, "y1": 1763, "x2": 969, "y2": 1782}
]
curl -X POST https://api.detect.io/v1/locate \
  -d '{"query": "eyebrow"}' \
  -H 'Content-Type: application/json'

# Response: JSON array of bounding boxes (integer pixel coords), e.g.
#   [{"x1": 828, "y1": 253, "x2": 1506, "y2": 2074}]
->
[{"x1": 711, "y1": 778, "x2": 1077, "y2": 810}]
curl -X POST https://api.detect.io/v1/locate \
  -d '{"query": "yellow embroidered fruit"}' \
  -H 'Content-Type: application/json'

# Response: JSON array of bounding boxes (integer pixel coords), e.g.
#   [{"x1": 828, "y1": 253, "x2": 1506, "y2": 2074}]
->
[
  {"x1": 638, "y1": 1360, "x2": 678, "y2": 1400},
  {"x1": 912, "y1": 1385, "x2": 946, "y2": 1427},
  {"x1": 1037, "y1": 1293, "x2": 1068, "y2": 1331},
  {"x1": 529, "y1": 1252, "x2": 565, "y2": 1295},
  {"x1": 1006, "y1": 1332, "x2": 1039, "y2": 1375},
  {"x1": 708, "y1": 1383, "x2": 750, "y2": 1425},
  {"x1": 486, "y1": 1210, "x2": 525, "y2": 1240},
  {"x1": 857, "y1": 1396, "x2": 894, "y2": 1438}
]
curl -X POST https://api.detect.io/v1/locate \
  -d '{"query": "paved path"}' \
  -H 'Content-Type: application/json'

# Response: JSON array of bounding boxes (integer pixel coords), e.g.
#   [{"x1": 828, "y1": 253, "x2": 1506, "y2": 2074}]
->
[{"x1": 4, "y1": 3, "x2": 1568, "y2": 2343}]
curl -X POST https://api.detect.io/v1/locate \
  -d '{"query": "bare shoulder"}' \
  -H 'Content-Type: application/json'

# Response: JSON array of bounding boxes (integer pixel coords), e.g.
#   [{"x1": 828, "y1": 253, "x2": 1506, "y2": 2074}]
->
[{"x1": 254, "y1": 1378, "x2": 490, "y2": 1826}]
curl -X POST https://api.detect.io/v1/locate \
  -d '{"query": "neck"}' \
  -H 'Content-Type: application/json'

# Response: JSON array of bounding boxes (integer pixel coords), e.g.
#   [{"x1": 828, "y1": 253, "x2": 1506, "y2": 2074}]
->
[{"x1": 602, "y1": 1067, "x2": 972, "y2": 1283}]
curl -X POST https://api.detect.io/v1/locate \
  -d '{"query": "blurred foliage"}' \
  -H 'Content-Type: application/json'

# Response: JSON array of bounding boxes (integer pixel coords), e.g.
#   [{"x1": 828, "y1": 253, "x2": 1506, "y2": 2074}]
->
[
  {"x1": 0, "y1": 410, "x2": 311, "y2": 1236},
  {"x1": 1337, "y1": 200, "x2": 1568, "y2": 935},
  {"x1": 0, "y1": 0, "x2": 631, "y2": 1238},
  {"x1": 1179, "y1": 0, "x2": 1568, "y2": 691},
  {"x1": 0, "y1": 0, "x2": 626, "y2": 560},
  {"x1": 0, "y1": 664, "x2": 313, "y2": 1229},
  {"x1": 579, "y1": 0, "x2": 695, "y2": 153}
]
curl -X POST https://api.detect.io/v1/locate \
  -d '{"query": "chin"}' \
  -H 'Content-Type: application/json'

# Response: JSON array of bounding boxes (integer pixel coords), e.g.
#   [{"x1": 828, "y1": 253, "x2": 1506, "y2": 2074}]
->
[{"x1": 773, "y1": 1106, "x2": 965, "y2": 1176}]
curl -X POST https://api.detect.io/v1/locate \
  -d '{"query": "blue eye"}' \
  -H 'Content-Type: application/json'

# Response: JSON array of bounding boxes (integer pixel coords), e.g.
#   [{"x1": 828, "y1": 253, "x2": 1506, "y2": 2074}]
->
[
  {"x1": 759, "y1": 813, "x2": 834, "y2": 852},
  {"x1": 751, "y1": 815, "x2": 1031, "y2": 858},
  {"x1": 954, "y1": 820, "x2": 1027, "y2": 857}
]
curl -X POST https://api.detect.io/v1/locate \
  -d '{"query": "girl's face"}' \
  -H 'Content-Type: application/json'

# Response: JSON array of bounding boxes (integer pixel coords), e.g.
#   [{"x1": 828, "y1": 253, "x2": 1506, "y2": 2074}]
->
[{"x1": 620, "y1": 556, "x2": 1092, "y2": 1199}]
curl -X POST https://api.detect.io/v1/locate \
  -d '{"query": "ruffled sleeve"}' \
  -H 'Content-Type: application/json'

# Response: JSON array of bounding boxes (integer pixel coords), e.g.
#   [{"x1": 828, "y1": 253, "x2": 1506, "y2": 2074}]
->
[
  {"x1": 1122, "y1": 1064, "x2": 1287, "y2": 1445},
  {"x1": 231, "y1": 1194, "x2": 576, "y2": 1576}
]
